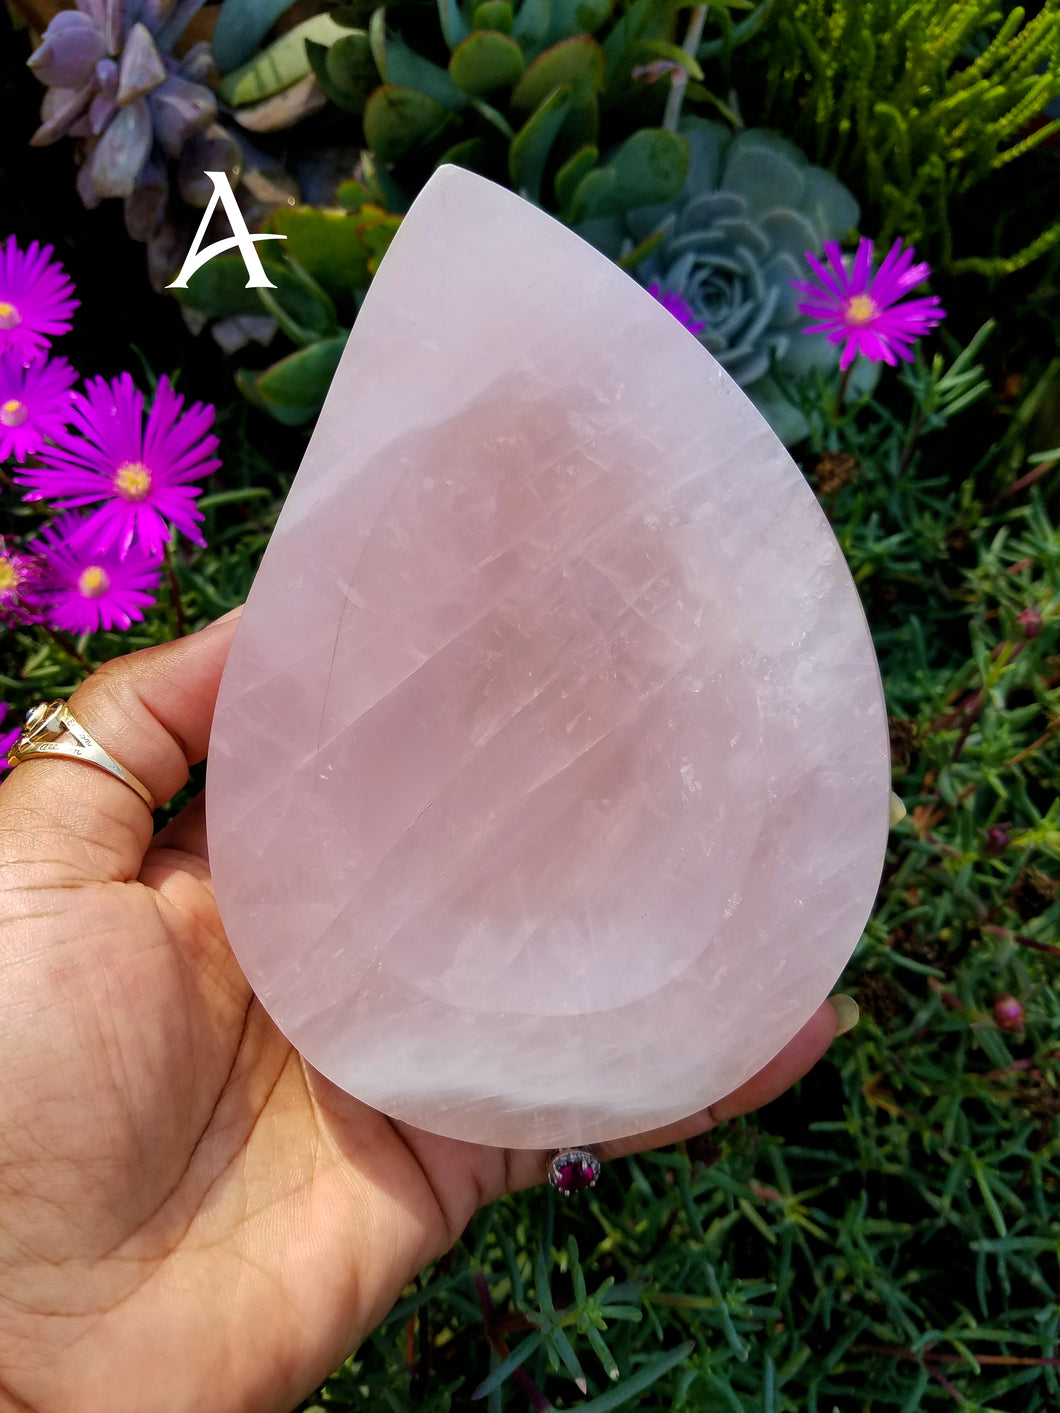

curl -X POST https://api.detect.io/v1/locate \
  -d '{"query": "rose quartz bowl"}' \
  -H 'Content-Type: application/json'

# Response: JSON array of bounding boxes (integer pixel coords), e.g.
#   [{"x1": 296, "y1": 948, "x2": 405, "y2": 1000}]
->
[{"x1": 206, "y1": 167, "x2": 890, "y2": 1150}]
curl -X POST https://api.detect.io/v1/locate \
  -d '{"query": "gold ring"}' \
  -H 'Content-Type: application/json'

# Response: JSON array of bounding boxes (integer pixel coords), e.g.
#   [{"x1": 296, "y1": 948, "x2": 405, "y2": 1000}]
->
[{"x1": 7, "y1": 701, "x2": 156, "y2": 812}]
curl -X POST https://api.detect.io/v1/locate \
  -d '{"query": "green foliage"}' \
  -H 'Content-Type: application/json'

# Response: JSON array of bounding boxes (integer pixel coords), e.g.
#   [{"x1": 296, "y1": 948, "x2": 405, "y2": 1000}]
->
[
  {"x1": 217, "y1": 14, "x2": 354, "y2": 105},
  {"x1": 316, "y1": 1, "x2": 733, "y2": 221},
  {"x1": 173, "y1": 175, "x2": 402, "y2": 425},
  {"x1": 585, "y1": 119, "x2": 864, "y2": 444},
  {"x1": 732, "y1": 0, "x2": 1060, "y2": 274},
  {"x1": 3, "y1": 270, "x2": 1059, "y2": 1413},
  {"x1": 212, "y1": 0, "x2": 307, "y2": 74},
  {"x1": 265, "y1": 327, "x2": 1056, "y2": 1412}
]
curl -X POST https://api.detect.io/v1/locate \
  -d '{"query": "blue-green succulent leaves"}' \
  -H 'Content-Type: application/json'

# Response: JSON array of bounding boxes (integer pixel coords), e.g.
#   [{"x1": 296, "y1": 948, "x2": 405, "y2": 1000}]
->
[{"x1": 581, "y1": 120, "x2": 870, "y2": 444}]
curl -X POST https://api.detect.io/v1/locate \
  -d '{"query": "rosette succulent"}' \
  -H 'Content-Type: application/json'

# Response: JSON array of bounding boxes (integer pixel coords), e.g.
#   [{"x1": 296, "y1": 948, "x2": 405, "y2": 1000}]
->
[
  {"x1": 580, "y1": 119, "x2": 869, "y2": 444},
  {"x1": 27, "y1": 1, "x2": 229, "y2": 216}
]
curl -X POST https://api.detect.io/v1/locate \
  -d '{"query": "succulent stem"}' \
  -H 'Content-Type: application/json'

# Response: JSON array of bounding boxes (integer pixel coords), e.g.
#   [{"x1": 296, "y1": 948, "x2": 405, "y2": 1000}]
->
[
  {"x1": 663, "y1": 6, "x2": 707, "y2": 132},
  {"x1": 41, "y1": 626, "x2": 92, "y2": 674}
]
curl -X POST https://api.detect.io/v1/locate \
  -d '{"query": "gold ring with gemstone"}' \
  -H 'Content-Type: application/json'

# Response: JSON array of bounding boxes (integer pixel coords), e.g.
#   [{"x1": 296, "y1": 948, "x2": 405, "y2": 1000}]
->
[
  {"x1": 7, "y1": 701, "x2": 156, "y2": 812},
  {"x1": 546, "y1": 1147, "x2": 601, "y2": 1196}
]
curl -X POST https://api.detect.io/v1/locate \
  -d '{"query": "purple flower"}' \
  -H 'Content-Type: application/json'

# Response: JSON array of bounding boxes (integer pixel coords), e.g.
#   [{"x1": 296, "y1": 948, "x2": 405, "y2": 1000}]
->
[
  {"x1": 0, "y1": 535, "x2": 45, "y2": 628},
  {"x1": 791, "y1": 238, "x2": 945, "y2": 371},
  {"x1": 0, "y1": 236, "x2": 79, "y2": 361},
  {"x1": 16, "y1": 372, "x2": 220, "y2": 558},
  {"x1": 648, "y1": 282, "x2": 706, "y2": 337},
  {"x1": 31, "y1": 512, "x2": 161, "y2": 634},
  {"x1": 0, "y1": 703, "x2": 22, "y2": 770},
  {"x1": 0, "y1": 352, "x2": 77, "y2": 463}
]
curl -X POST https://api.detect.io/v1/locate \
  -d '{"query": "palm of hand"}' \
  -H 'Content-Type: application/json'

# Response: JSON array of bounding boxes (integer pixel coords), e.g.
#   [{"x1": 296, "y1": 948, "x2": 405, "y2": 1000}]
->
[
  {"x1": 0, "y1": 825, "x2": 508, "y2": 1412},
  {"x1": 0, "y1": 626, "x2": 840, "y2": 1413}
]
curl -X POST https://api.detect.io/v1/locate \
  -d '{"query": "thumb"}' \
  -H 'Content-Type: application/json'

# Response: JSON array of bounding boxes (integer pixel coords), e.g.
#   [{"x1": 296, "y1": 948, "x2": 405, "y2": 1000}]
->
[{"x1": 1, "y1": 608, "x2": 243, "y2": 882}]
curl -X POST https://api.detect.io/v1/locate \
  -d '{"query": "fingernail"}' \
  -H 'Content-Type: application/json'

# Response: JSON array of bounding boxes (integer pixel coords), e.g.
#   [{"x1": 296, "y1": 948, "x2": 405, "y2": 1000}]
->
[
  {"x1": 828, "y1": 994, "x2": 860, "y2": 1036},
  {"x1": 889, "y1": 792, "x2": 906, "y2": 826},
  {"x1": 201, "y1": 604, "x2": 244, "y2": 630}
]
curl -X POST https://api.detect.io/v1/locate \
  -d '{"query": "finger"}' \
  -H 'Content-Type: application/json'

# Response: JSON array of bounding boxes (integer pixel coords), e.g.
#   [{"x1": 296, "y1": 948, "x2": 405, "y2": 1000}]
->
[
  {"x1": 498, "y1": 997, "x2": 850, "y2": 1194},
  {"x1": 598, "y1": 997, "x2": 843, "y2": 1160},
  {"x1": 151, "y1": 791, "x2": 208, "y2": 862},
  {"x1": 0, "y1": 607, "x2": 243, "y2": 881}
]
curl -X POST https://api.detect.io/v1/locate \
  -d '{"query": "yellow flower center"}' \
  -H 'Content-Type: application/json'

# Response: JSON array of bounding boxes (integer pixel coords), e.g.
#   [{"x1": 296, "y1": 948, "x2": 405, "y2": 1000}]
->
[
  {"x1": 0, "y1": 559, "x2": 18, "y2": 592},
  {"x1": 114, "y1": 460, "x2": 152, "y2": 501},
  {"x1": 0, "y1": 398, "x2": 27, "y2": 427},
  {"x1": 845, "y1": 294, "x2": 879, "y2": 326},
  {"x1": 78, "y1": 565, "x2": 111, "y2": 598},
  {"x1": 0, "y1": 300, "x2": 20, "y2": 330}
]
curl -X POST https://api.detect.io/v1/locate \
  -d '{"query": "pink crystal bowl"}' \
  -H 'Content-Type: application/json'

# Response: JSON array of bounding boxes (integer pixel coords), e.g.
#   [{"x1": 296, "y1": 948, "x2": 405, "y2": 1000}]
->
[{"x1": 206, "y1": 166, "x2": 890, "y2": 1150}]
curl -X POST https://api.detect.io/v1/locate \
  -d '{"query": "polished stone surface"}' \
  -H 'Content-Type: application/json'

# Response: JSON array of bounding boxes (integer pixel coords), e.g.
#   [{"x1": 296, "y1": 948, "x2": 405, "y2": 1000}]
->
[{"x1": 207, "y1": 165, "x2": 890, "y2": 1149}]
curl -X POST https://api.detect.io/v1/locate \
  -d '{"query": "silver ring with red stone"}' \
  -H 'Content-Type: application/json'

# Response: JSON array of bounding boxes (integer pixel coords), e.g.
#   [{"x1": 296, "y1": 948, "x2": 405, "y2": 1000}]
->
[{"x1": 546, "y1": 1148, "x2": 601, "y2": 1196}]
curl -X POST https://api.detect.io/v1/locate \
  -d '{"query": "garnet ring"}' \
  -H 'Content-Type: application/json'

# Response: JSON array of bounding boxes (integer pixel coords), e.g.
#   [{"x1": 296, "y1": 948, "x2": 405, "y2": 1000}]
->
[{"x1": 546, "y1": 1148, "x2": 601, "y2": 1196}]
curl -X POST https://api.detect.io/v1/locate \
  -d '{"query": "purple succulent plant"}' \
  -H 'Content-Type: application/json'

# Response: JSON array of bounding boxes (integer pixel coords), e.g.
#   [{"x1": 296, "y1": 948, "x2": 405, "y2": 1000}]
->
[{"x1": 27, "y1": 1, "x2": 236, "y2": 222}]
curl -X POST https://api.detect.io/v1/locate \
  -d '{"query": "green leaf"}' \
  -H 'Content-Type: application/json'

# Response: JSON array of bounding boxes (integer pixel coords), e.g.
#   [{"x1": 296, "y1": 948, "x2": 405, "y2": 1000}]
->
[
  {"x1": 473, "y1": 2, "x2": 514, "y2": 33},
  {"x1": 173, "y1": 253, "x2": 267, "y2": 319},
  {"x1": 383, "y1": 30, "x2": 468, "y2": 110},
  {"x1": 511, "y1": 0, "x2": 551, "y2": 50},
  {"x1": 468, "y1": 95, "x2": 515, "y2": 139},
  {"x1": 636, "y1": 37, "x2": 704, "y2": 80},
  {"x1": 509, "y1": 85, "x2": 572, "y2": 200},
  {"x1": 436, "y1": 135, "x2": 489, "y2": 170},
  {"x1": 545, "y1": 0, "x2": 613, "y2": 43},
  {"x1": 585, "y1": 1324, "x2": 620, "y2": 1382},
  {"x1": 570, "y1": 127, "x2": 688, "y2": 219},
  {"x1": 213, "y1": 0, "x2": 301, "y2": 74},
  {"x1": 615, "y1": 225, "x2": 665, "y2": 270},
  {"x1": 511, "y1": 35, "x2": 606, "y2": 110},
  {"x1": 255, "y1": 258, "x2": 340, "y2": 346},
  {"x1": 363, "y1": 85, "x2": 452, "y2": 162},
  {"x1": 436, "y1": 0, "x2": 471, "y2": 49},
  {"x1": 322, "y1": 31, "x2": 379, "y2": 113},
  {"x1": 254, "y1": 334, "x2": 348, "y2": 412},
  {"x1": 471, "y1": 1330, "x2": 545, "y2": 1399},
  {"x1": 235, "y1": 365, "x2": 314, "y2": 425},
  {"x1": 334, "y1": 178, "x2": 375, "y2": 210},
  {"x1": 217, "y1": 14, "x2": 352, "y2": 105},
  {"x1": 268, "y1": 207, "x2": 373, "y2": 296},
  {"x1": 305, "y1": 39, "x2": 360, "y2": 113},
  {"x1": 574, "y1": 1343, "x2": 696, "y2": 1411},
  {"x1": 349, "y1": 205, "x2": 402, "y2": 275},
  {"x1": 450, "y1": 30, "x2": 526, "y2": 94},
  {"x1": 555, "y1": 141, "x2": 598, "y2": 213}
]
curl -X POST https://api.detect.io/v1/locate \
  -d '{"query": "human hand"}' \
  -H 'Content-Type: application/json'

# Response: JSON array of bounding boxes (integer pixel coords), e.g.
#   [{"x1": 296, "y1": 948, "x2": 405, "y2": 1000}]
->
[{"x1": 0, "y1": 613, "x2": 852, "y2": 1412}]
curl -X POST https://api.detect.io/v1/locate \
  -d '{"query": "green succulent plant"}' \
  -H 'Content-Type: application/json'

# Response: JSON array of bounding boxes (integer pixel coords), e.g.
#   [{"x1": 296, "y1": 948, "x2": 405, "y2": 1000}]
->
[
  {"x1": 732, "y1": 0, "x2": 1060, "y2": 275},
  {"x1": 309, "y1": 0, "x2": 706, "y2": 221},
  {"x1": 578, "y1": 118, "x2": 869, "y2": 444},
  {"x1": 212, "y1": 2, "x2": 774, "y2": 223}
]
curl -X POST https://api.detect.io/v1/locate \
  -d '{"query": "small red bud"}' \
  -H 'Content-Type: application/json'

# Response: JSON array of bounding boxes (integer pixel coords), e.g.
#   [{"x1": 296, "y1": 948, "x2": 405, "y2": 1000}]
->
[
  {"x1": 1016, "y1": 607, "x2": 1042, "y2": 639},
  {"x1": 985, "y1": 826, "x2": 1010, "y2": 855},
  {"x1": 994, "y1": 994, "x2": 1026, "y2": 1032}
]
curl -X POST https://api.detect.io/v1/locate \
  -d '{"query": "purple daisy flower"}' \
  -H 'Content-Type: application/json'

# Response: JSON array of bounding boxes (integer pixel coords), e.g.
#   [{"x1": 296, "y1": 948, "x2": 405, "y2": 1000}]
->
[
  {"x1": 648, "y1": 282, "x2": 706, "y2": 337},
  {"x1": 0, "y1": 351, "x2": 77, "y2": 463},
  {"x1": 791, "y1": 238, "x2": 945, "y2": 371},
  {"x1": 31, "y1": 512, "x2": 161, "y2": 634},
  {"x1": 0, "y1": 236, "x2": 79, "y2": 361},
  {"x1": 0, "y1": 535, "x2": 45, "y2": 628},
  {"x1": 16, "y1": 372, "x2": 221, "y2": 558},
  {"x1": 0, "y1": 704, "x2": 22, "y2": 769}
]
